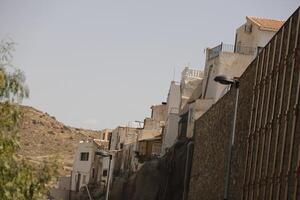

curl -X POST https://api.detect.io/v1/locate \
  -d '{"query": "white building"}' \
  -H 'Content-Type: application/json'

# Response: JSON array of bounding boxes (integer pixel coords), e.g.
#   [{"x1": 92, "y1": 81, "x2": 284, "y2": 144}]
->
[
  {"x1": 70, "y1": 139, "x2": 109, "y2": 192},
  {"x1": 235, "y1": 16, "x2": 284, "y2": 52},
  {"x1": 177, "y1": 68, "x2": 204, "y2": 138},
  {"x1": 179, "y1": 16, "x2": 284, "y2": 139},
  {"x1": 161, "y1": 81, "x2": 181, "y2": 154},
  {"x1": 180, "y1": 67, "x2": 204, "y2": 109},
  {"x1": 201, "y1": 16, "x2": 284, "y2": 113}
]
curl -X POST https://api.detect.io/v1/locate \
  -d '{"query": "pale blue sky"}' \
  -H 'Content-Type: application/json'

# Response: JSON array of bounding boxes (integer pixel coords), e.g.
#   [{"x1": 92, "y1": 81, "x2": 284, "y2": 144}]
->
[{"x1": 0, "y1": 0, "x2": 298, "y2": 130}]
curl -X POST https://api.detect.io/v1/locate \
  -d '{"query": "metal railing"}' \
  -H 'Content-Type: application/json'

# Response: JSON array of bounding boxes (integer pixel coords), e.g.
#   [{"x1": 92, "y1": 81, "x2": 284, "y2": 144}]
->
[
  {"x1": 181, "y1": 67, "x2": 203, "y2": 78},
  {"x1": 207, "y1": 43, "x2": 257, "y2": 60}
]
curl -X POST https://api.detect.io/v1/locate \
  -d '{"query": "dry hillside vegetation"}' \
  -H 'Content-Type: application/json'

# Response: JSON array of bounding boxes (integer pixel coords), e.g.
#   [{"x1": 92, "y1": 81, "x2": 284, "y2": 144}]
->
[{"x1": 18, "y1": 106, "x2": 100, "y2": 176}]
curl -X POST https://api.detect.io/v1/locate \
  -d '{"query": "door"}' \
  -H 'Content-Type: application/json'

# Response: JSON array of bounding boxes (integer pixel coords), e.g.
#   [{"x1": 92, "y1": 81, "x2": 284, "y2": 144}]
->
[{"x1": 76, "y1": 173, "x2": 81, "y2": 192}]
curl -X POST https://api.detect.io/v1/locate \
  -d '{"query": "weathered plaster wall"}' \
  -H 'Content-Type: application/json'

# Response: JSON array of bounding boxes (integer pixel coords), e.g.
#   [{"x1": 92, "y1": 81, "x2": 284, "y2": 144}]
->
[
  {"x1": 203, "y1": 52, "x2": 253, "y2": 101},
  {"x1": 161, "y1": 113, "x2": 179, "y2": 154},
  {"x1": 151, "y1": 104, "x2": 167, "y2": 123},
  {"x1": 71, "y1": 141, "x2": 96, "y2": 191}
]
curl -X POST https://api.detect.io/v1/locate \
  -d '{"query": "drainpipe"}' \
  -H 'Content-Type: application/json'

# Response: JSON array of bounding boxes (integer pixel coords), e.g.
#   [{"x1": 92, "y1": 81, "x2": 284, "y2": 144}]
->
[
  {"x1": 182, "y1": 141, "x2": 194, "y2": 200},
  {"x1": 105, "y1": 154, "x2": 113, "y2": 200}
]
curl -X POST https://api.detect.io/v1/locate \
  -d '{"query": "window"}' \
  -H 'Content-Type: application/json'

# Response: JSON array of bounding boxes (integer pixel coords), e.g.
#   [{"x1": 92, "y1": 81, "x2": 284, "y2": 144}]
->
[
  {"x1": 103, "y1": 169, "x2": 108, "y2": 176},
  {"x1": 92, "y1": 168, "x2": 95, "y2": 178},
  {"x1": 80, "y1": 152, "x2": 89, "y2": 161},
  {"x1": 244, "y1": 24, "x2": 252, "y2": 33},
  {"x1": 120, "y1": 143, "x2": 124, "y2": 149},
  {"x1": 102, "y1": 133, "x2": 106, "y2": 140}
]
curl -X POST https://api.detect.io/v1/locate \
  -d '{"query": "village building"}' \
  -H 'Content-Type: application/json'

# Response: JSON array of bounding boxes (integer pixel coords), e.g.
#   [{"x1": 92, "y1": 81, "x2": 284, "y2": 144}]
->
[
  {"x1": 235, "y1": 16, "x2": 284, "y2": 52},
  {"x1": 178, "y1": 67, "x2": 204, "y2": 138},
  {"x1": 109, "y1": 126, "x2": 140, "y2": 177},
  {"x1": 161, "y1": 81, "x2": 181, "y2": 154},
  {"x1": 137, "y1": 103, "x2": 167, "y2": 158},
  {"x1": 201, "y1": 16, "x2": 284, "y2": 108},
  {"x1": 178, "y1": 16, "x2": 284, "y2": 138},
  {"x1": 70, "y1": 139, "x2": 109, "y2": 192}
]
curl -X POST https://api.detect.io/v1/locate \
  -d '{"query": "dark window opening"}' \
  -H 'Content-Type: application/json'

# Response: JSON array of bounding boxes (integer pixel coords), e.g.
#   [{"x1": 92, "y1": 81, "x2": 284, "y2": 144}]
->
[
  {"x1": 80, "y1": 152, "x2": 89, "y2": 161},
  {"x1": 92, "y1": 168, "x2": 95, "y2": 178},
  {"x1": 103, "y1": 169, "x2": 108, "y2": 176}
]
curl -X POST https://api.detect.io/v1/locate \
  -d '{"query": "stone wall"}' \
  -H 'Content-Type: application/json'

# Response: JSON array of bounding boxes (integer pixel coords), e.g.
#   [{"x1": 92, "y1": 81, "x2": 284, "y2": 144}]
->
[{"x1": 188, "y1": 7, "x2": 300, "y2": 200}]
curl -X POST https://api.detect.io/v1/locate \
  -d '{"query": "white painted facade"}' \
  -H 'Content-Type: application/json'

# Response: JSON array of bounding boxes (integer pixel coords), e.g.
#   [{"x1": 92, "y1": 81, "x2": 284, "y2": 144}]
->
[
  {"x1": 195, "y1": 17, "x2": 282, "y2": 119},
  {"x1": 202, "y1": 51, "x2": 253, "y2": 102},
  {"x1": 235, "y1": 16, "x2": 282, "y2": 52},
  {"x1": 161, "y1": 81, "x2": 181, "y2": 154},
  {"x1": 180, "y1": 67, "x2": 204, "y2": 109},
  {"x1": 71, "y1": 140, "x2": 97, "y2": 191}
]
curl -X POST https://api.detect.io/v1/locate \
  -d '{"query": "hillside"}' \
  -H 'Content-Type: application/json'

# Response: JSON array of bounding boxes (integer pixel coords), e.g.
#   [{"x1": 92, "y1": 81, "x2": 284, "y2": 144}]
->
[{"x1": 18, "y1": 106, "x2": 100, "y2": 176}]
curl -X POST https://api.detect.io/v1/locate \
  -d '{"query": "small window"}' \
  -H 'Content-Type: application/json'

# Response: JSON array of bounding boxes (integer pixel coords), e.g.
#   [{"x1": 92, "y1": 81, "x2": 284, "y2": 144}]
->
[
  {"x1": 80, "y1": 152, "x2": 89, "y2": 161},
  {"x1": 120, "y1": 143, "x2": 124, "y2": 149},
  {"x1": 103, "y1": 169, "x2": 108, "y2": 176},
  {"x1": 244, "y1": 24, "x2": 252, "y2": 33},
  {"x1": 92, "y1": 168, "x2": 95, "y2": 178}
]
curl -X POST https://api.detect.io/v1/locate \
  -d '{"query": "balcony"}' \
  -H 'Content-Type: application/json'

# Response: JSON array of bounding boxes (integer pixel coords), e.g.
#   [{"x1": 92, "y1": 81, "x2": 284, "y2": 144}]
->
[
  {"x1": 181, "y1": 67, "x2": 204, "y2": 79},
  {"x1": 207, "y1": 43, "x2": 257, "y2": 60}
]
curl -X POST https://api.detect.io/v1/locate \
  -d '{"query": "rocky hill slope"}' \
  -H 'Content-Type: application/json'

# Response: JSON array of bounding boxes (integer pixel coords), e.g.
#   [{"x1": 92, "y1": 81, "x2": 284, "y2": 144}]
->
[{"x1": 18, "y1": 106, "x2": 100, "y2": 176}]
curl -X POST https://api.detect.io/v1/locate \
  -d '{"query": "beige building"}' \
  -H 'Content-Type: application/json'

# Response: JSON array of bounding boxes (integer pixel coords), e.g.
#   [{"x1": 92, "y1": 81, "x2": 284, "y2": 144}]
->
[
  {"x1": 109, "y1": 126, "x2": 140, "y2": 176},
  {"x1": 179, "y1": 16, "x2": 284, "y2": 138},
  {"x1": 137, "y1": 103, "x2": 167, "y2": 157},
  {"x1": 235, "y1": 16, "x2": 284, "y2": 52},
  {"x1": 202, "y1": 16, "x2": 284, "y2": 111},
  {"x1": 70, "y1": 139, "x2": 108, "y2": 192},
  {"x1": 180, "y1": 67, "x2": 204, "y2": 109},
  {"x1": 161, "y1": 67, "x2": 204, "y2": 150}
]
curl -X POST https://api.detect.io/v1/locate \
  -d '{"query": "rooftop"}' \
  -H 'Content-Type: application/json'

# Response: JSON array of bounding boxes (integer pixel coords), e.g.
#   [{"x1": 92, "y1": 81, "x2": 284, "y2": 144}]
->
[
  {"x1": 207, "y1": 43, "x2": 257, "y2": 60},
  {"x1": 247, "y1": 16, "x2": 285, "y2": 31}
]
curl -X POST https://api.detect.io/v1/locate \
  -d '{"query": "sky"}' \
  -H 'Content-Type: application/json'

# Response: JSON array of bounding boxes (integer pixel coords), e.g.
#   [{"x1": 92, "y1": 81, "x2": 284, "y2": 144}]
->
[{"x1": 0, "y1": 0, "x2": 298, "y2": 130}]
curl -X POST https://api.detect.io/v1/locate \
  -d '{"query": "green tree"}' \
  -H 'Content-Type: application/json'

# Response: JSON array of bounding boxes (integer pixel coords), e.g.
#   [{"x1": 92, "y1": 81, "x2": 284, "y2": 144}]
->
[{"x1": 0, "y1": 39, "x2": 57, "y2": 200}]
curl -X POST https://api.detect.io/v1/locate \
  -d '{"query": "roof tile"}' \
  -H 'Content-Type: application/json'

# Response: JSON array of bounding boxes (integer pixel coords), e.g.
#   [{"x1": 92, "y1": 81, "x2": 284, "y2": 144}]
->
[{"x1": 247, "y1": 16, "x2": 285, "y2": 31}]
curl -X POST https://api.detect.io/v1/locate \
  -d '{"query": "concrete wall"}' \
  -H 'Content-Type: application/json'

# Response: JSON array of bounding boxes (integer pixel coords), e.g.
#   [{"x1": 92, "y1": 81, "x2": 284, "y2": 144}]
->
[
  {"x1": 166, "y1": 81, "x2": 181, "y2": 115},
  {"x1": 180, "y1": 67, "x2": 204, "y2": 109},
  {"x1": 143, "y1": 118, "x2": 161, "y2": 130},
  {"x1": 202, "y1": 51, "x2": 253, "y2": 101},
  {"x1": 58, "y1": 176, "x2": 71, "y2": 190},
  {"x1": 161, "y1": 113, "x2": 179, "y2": 153},
  {"x1": 151, "y1": 104, "x2": 167, "y2": 123},
  {"x1": 50, "y1": 188, "x2": 70, "y2": 200},
  {"x1": 138, "y1": 129, "x2": 161, "y2": 141},
  {"x1": 161, "y1": 81, "x2": 181, "y2": 155}
]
